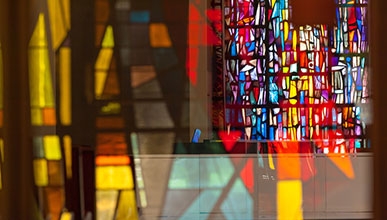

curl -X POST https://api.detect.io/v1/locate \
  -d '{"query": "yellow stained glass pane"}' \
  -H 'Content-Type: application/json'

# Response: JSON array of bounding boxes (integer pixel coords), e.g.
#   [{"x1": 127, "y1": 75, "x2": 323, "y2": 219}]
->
[
  {"x1": 96, "y1": 190, "x2": 118, "y2": 220},
  {"x1": 63, "y1": 135, "x2": 72, "y2": 179},
  {"x1": 60, "y1": 212, "x2": 73, "y2": 220},
  {"x1": 44, "y1": 135, "x2": 62, "y2": 160},
  {"x1": 102, "y1": 25, "x2": 114, "y2": 48},
  {"x1": 47, "y1": 0, "x2": 68, "y2": 50},
  {"x1": 96, "y1": 166, "x2": 133, "y2": 189},
  {"x1": 33, "y1": 159, "x2": 48, "y2": 186},
  {"x1": 30, "y1": 14, "x2": 47, "y2": 47},
  {"x1": 61, "y1": 0, "x2": 71, "y2": 29},
  {"x1": 116, "y1": 190, "x2": 138, "y2": 220},
  {"x1": 59, "y1": 47, "x2": 72, "y2": 125},
  {"x1": 149, "y1": 23, "x2": 172, "y2": 47},
  {"x1": 31, "y1": 108, "x2": 43, "y2": 125},
  {"x1": 277, "y1": 180, "x2": 303, "y2": 220},
  {"x1": 29, "y1": 13, "x2": 55, "y2": 110},
  {"x1": 95, "y1": 48, "x2": 113, "y2": 70},
  {"x1": 29, "y1": 48, "x2": 55, "y2": 107},
  {"x1": 95, "y1": 71, "x2": 108, "y2": 98}
]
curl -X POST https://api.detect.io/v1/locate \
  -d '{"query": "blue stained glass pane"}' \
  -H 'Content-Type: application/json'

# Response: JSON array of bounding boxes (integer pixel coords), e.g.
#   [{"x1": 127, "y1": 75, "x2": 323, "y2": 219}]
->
[{"x1": 130, "y1": 11, "x2": 150, "y2": 23}]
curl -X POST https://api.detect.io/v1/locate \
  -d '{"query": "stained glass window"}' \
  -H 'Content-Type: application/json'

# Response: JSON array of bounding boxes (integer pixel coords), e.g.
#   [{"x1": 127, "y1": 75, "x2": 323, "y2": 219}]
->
[{"x1": 223, "y1": 0, "x2": 369, "y2": 151}]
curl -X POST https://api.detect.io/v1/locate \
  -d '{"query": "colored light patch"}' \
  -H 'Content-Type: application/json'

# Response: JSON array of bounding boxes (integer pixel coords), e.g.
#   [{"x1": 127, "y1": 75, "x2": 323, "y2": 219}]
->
[
  {"x1": 149, "y1": 23, "x2": 172, "y2": 47},
  {"x1": 33, "y1": 159, "x2": 48, "y2": 186},
  {"x1": 96, "y1": 190, "x2": 118, "y2": 220},
  {"x1": 218, "y1": 130, "x2": 242, "y2": 152},
  {"x1": 179, "y1": 189, "x2": 222, "y2": 220},
  {"x1": 221, "y1": 178, "x2": 253, "y2": 220},
  {"x1": 96, "y1": 166, "x2": 133, "y2": 189},
  {"x1": 43, "y1": 135, "x2": 62, "y2": 160},
  {"x1": 277, "y1": 180, "x2": 303, "y2": 220},
  {"x1": 327, "y1": 153, "x2": 355, "y2": 179},
  {"x1": 96, "y1": 155, "x2": 130, "y2": 166},
  {"x1": 47, "y1": 0, "x2": 68, "y2": 50},
  {"x1": 168, "y1": 157, "x2": 234, "y2": 189},
  {"x1": 115, "y1": 190, "x2": 138, "y2": 220},
  {"x1": 239, "y1": 158, "x2": 254, "y2": 193},
  {"x1": 276, "y1": 144, "x2": 301, "y2": 180},
  {"x1": 59, "y1": 47, "x2": 71, "y2": 126}
]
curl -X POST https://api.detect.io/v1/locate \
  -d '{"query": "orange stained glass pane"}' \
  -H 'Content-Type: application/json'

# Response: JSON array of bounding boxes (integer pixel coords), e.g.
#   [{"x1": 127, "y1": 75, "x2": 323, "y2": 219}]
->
[
  {"x1": 149, "y1": 23, "x2": 172, "y2": 47},
  {"x1": 115, "y1": 190, "x2": 138, "y2": 220},
  {"x1": 96, "y1": 132, "x2": 127, "y2": 155},
  {"x1": 63, "y1": 135, "x2": 72, "y2": 179},
  {"x1": 0, "y1": 110, "x2": 3, "y2": 127},
  {"x1": 44, "y1": 135, "x2": 62, "y2": 160},
  {"x1": 59, "y1": 47, "x2": 72, "y2": 125},
  {"x1": 96, "y1": 116, "x2": 125, "y2": 129},
  {"x1": 95, "y1": 24, "x2": 106, "y2": 46},
  {"x1": 0, "y1": 139, "x2": 3, "y2": 162},
  {"x1": 33, "y1": 159, "x2": 49, "y2": 186},
  {"x1": 43, "y1": 107, "x2": 57, "y2": 125},
  {"x1": 95, "y1": 0, "x2": 110, "y2": 23},
  {"x1": 44, "y1": 187, "x2": 65, "y2": 220},
  {"x1": 96, "y1": 155, "x2": 130, "y2": 166},
  {"x1": 96, "y1": 166, "x2": 134, "y2": 189},
  {"x1": 102, "y1": 68, "x2": 120, "y2": 97},
  {"x1": 48, "y1": 160, "x2": 64, "y2": 186},
  {"x1": 277, "y1": 180, "x2": 303, "y2": 220},
  {"x1": 47, "y1": 0, "x2": 68, "y2": 50},
  {"x1": 130, "y1": 65, "x2": 156, "y2": 88}
]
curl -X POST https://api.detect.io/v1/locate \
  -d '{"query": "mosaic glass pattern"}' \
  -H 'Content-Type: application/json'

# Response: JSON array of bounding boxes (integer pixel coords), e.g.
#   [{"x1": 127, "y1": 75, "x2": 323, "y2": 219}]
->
[{"x1": 224, "y1": 0, "x2": 369, "y2": 150}]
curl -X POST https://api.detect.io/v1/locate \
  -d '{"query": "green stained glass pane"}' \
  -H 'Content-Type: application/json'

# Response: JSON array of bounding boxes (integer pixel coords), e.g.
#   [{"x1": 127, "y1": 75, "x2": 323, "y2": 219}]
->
[{"x1": 33, "y1": 136, "x2": 45, "y2": 158}]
